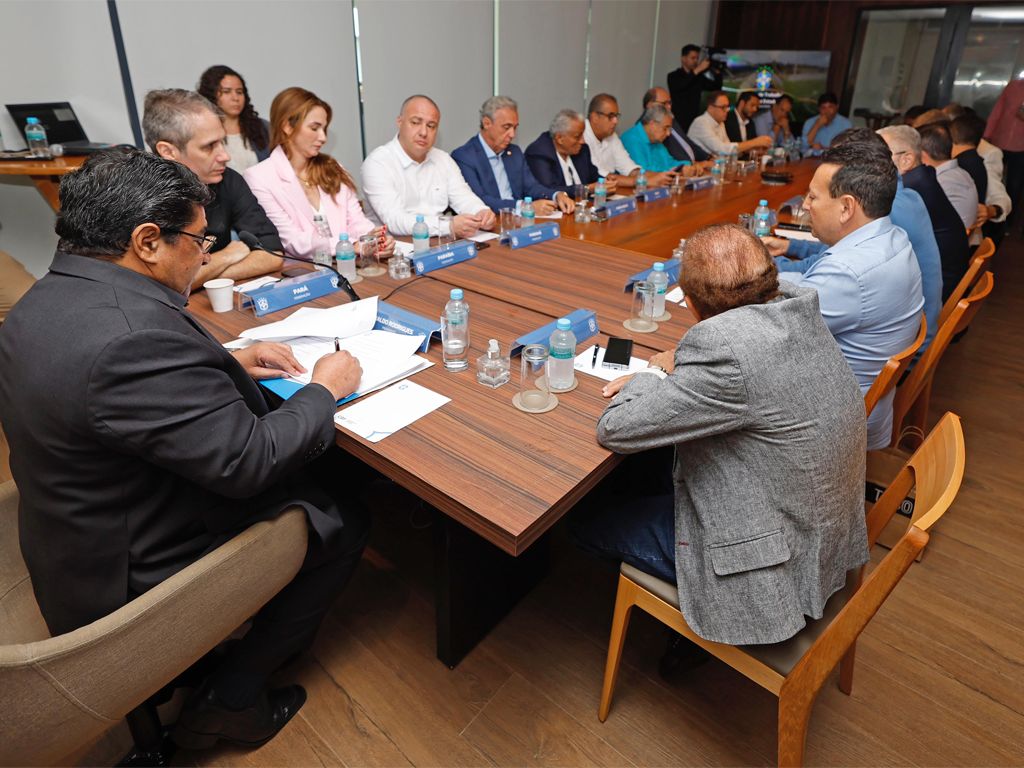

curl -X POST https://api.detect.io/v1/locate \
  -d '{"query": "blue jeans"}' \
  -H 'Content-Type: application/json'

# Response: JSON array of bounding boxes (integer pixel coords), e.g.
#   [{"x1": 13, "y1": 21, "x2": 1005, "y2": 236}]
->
[{"x1": 567, "y1": 449, "x2": 678, "y2": 584}]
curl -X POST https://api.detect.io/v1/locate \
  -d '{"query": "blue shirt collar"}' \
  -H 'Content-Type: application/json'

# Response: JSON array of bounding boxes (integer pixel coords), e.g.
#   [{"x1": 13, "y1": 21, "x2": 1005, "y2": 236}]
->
[
  {"x1": 828, "y1": 216, "x2": 893, "y2": 254},
  {"x1": 477, "y1": 133, "x2": 500, "y2": 160}
]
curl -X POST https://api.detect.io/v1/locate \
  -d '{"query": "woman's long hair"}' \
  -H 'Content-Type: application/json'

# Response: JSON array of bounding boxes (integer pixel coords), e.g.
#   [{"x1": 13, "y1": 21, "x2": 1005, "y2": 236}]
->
[
  {"x1": 197, "y1": 65, "x2": 269, "y2": 152},
  {"x1": 269, "y1": 87, "x2": 356, "y2": 199}
]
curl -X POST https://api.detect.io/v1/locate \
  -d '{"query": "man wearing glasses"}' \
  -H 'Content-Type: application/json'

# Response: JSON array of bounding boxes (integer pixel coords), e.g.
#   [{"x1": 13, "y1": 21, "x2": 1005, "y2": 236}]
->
[
  {"x1": 143, "y1": 89, "x2": 284, "y2": 291},
  {"x1": 641, "y1": 87, "x2": 712, "y2": 167},
  {"x1": 688, "y1": 91, "x2": 774, "y2": 157}
]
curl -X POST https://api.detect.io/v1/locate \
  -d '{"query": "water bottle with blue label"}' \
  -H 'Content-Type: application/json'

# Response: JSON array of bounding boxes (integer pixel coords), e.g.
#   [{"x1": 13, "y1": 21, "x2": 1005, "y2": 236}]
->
[
  {"x1": 651, "y1": 262, "x2": 669, "y2": 318},
  {"x1": 443, "y1": 289, "x2": 470, "y2": 372},
  {"x1": 521, "y1": 197, "x2": 535, "y2": 227},
  {"x1": 312, "y1": 214, "x2": 333, "y2": 270},
  {"x1": 635, "y1": 168, "x2": 647, "y2": 197},
  {"x1": 753, "y1": 199, "x2": 771, "y2": 237},
  {"x1": 594, "y1": 178, "x2": 607, "y2": 207},
  {"x1": 24, "y1": 118, "x2": 51, "y2": 159},
  {"x1": 546, "y1": 317, "x2": 577, "y2": 391},
  {"x1": 335, "y1": 234, "x2": 356, "y2": 279},
  {"x1": 413, "y1": 215, "x2": 430, "y2": 253}
]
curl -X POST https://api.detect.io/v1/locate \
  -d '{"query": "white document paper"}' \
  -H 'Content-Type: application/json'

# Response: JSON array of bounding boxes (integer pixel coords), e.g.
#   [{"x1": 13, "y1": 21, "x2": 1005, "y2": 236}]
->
[
  {"x1": 334, "y1": 381, "x2": 450, "y2": 442},
  {"x1": 285, "y1": 330, "x2": 426, "y2": 391},
  {"x1": 467, "y1": 231, "x2": 501, "y2": 243},
  {"x1": 240, "y1": 297, "x2": 378, "y2": 341},
  {"x1": 536, "y1": 211, "x2": 563, "y2": 220},
  {"x1": 574, "y1": 344, "x2": 653, "y2": 382},
  {"x1": 665, "y1": 286, "x2": 687, "y2": 306},
  {"x1": 775, "y1": 228, "x2": 819, "y2": 243},
  {"x1": 394, "y1": 241, "x2": 416, "y2": 257},
  {"x1": 233, "y1": 276, "x2": 280, "y2": 293}
]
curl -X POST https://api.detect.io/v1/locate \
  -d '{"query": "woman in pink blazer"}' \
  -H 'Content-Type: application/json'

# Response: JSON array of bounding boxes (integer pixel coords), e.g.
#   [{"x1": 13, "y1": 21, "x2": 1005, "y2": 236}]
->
[{"x1": 244, "y1": 87, "x2": 395, "y2": 260}]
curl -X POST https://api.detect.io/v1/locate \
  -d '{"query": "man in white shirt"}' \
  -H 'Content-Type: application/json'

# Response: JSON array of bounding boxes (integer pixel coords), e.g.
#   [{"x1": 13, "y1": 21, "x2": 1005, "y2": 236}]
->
[
  {"x1": 919, "y1": 123, "x2": 979, "y2": 230},
  {"x1": 583, "y1": 94, "x2": 677, "y2": 190},
  {"x1": 361, "y1": 95, "x2": 496, "y2": 238},
  {"x1": 689, "y1": 91, "x2": 774, "y2": 157}
]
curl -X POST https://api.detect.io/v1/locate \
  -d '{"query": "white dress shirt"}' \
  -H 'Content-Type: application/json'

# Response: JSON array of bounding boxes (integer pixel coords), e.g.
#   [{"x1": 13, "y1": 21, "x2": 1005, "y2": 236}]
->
[
  {"x1": 360, "y1": 135, "x2": 489, "y2": 236},
  {"x1": 978, "y1": 139, "x2": 1011, "y2": 222},
  {"x1": 584, "y1": 119, "x2": 639, "y2": 178},
  {"x1": 688, "y1": 112, "x2": 737, "y2": 156},
  {"x1": 557, "y1": 151, "x2": 583, "y2": 186},
  {"x1": 933, "y1": 158, "x2": 979, "y2": 230}
]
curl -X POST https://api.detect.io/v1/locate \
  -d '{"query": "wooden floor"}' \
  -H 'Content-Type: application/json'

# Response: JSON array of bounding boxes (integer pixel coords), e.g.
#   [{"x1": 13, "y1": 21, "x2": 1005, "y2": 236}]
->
[{"x1": 87, "y1": 231, "x2": 1024, "y2": 767}]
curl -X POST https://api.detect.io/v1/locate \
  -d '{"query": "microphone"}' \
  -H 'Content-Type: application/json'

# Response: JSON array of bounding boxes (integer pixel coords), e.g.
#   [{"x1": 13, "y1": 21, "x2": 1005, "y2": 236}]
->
[{"x1": 238, "y1": 230, "x2": 359, "y2": 302}]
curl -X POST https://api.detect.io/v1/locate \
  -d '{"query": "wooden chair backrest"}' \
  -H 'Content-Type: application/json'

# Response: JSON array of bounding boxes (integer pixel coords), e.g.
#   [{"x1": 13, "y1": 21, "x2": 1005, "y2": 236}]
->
[
  {"x1": 778, "y1": 412, "x2": 964, "y2": 724},
  {"x1": 938, "y1": 238, "x2": 994, "y2": 328},
  {"x1": 864, "y1": 314, "x2": 927, "y2": 419},
  {"x1": 891, "y1": 273, "x2": 993, "y2": 447}
]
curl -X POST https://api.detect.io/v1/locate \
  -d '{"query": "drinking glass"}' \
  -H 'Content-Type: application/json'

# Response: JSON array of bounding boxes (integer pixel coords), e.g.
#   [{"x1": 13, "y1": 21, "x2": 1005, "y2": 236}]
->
[
  {"x1": 500, "y1": 208, "x2": 518, "y2": 236},
  {"x1": 574, "y1": 184, "x2": 588, "y2": 206},
  {"x1": 357, "y1": 233, "x2": 385, "y2": 276},
  {"x1": 518, "y1": 344, "x2": 550, "y2": 411},
  {"x1": 438, "y1": 214, "x2": 454, "y2": 248},
  {"x1": 631, "y1": 281, "x2": 657, "y2": 331},
  {"x1": 738, "y1": 213, "x2": 752, "y2": 230}
]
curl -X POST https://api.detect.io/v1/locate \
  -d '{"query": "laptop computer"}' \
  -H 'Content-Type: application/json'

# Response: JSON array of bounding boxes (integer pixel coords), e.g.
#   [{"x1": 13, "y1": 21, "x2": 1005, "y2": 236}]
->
[{"x1": 5, "y1": 102, "x2": 114, "y2": 155}]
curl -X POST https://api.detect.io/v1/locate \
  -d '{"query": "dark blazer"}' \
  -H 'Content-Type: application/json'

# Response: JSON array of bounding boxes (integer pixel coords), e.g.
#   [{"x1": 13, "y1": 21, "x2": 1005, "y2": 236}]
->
[
  {"x1": 451, "y1": 135, "x2": 562, "y2": 212},
  {"x1": 0, "y1": 253, "x2": 339, "y2": 636},
  {"x1": 667, "y1": 66, "x2": 723, "y2": 132},
  {"x1": 903, "y1": 164, "x2": 970, "y2": 301},
  {"x1": 955, "y1": 148, "x2": 988, "y2": 204},
  {"x1": 724, "y1": 110, "x2": 757, "y2": 143},
  {"x1": 206, "y1": 167, "x2": 283, "y2": 254},
  {"x1": 254, "y1": 118, "x2": 272, "y2": 163},
  {"x1": 637, "y1": 115, "x2": 710, "y2": 163},
  {"x1": 524, "y1": 132, "x2": 600, "y2": 196}
]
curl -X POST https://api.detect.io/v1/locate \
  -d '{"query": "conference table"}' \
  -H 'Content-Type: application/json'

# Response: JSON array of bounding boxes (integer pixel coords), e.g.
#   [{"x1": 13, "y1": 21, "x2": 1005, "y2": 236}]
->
[
  {"x1": 0, "y1": 155, "x2": 85, "y2": 210},
  {"x1": 189, "y1": 158, "x2": 819, "y2": 667}
]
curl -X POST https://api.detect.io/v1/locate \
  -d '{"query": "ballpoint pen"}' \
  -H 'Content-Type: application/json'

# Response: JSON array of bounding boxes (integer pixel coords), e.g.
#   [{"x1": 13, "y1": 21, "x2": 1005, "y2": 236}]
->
[
  {"x1": 334, "y1": 337, "x2": 340, "y2": 352},
  {"x1": 592, "y1": 343, "x2": 600, "y2": 368}
]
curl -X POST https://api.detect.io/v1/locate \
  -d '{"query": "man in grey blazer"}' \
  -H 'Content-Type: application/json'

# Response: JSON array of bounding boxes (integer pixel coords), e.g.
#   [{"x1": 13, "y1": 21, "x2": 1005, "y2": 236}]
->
[{"x1": 570, "y1": 223, "x2": 869, "y2": 647}]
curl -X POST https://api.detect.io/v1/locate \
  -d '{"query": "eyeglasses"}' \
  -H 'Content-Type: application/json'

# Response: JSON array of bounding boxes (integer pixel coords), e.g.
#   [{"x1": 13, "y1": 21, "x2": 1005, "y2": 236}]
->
[
  {"x1": 595, "y1": 111, "x2": 622, "y2": 120},
  {"x1": 709, "y1": 103, "x2": 730, "y2": 111},
  {"x1": 164, "y1": 228, "x2": 218, "y2": 254},
  {"x1": 653, "y1": 99, "x2": 673, "y2": 108}
]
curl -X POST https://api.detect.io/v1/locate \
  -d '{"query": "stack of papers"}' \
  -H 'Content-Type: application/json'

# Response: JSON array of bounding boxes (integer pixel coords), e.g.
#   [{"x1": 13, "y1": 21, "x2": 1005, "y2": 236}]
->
[
  {"x1": 334, "y1": 381, "x2": 450, "y2": 443},
  {"x1": 574, "y1": 345, "x2": 651, "y2": 382}
]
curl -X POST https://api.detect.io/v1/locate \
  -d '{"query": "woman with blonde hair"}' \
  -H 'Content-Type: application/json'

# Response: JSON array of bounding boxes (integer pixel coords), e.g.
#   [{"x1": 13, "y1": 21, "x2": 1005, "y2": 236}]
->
[{"x1": 244, "y1": 87, "x2": 394, "y2": 260}]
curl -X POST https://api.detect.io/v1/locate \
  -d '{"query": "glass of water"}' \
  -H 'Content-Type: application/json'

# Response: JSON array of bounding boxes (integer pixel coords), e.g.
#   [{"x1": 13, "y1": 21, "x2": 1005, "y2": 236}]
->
[
  {"x1": 518, "y1": 344, "x2": 550, "y2": 411},
  {"x1": 438, "y1": 214, "x2": 454, "y2": 249},
  {"x1": 631, "y1": 281, "x2": 657, "y2": 331},
  {"x1": 499, "y1": 208, "x2": 518, "y2": 236},
  {"x1": 357, "y1": 233, "x2": 385, "y2": 276},
  {"x1": 440, "y1": 314, "x2": 470, "y2": 372},
  {"x1": 738, "y1": 213, "x2": 752, "y2": 230}
]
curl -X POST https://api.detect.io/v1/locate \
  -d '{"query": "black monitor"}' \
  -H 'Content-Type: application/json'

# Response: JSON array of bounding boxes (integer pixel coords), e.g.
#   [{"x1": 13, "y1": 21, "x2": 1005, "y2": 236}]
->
[{"x1": 5, "y1": 102, "x2": 89, "y2": 144}]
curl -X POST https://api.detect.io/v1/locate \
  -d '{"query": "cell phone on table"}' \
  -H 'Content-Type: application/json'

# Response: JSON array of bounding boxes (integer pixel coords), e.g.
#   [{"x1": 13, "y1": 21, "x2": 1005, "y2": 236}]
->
[
  {"x1": 281, "y1": 266, "x2": 311, "y2": 277},
  {"x1": 602, "y1": 337, "x2": 634, "y2": 371},
  {"x1": 475, "y1": 242, "x2": 491, "y2": 250}
]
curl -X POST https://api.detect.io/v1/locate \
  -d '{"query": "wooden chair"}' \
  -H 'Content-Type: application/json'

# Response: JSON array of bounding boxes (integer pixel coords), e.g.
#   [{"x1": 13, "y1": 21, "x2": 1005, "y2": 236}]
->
[
  {"x1": 863, "y1": 314, "x2": 926, "y2": 419},
  {"x1": 938, "y1": 237, "x2": 994, "y2": 329},
  {"x1": 598, "y1": 412, "x2": 965, "y2": 767},
  {"x1": 891, "y1": 272, "x2": 993, "y2": 450}
]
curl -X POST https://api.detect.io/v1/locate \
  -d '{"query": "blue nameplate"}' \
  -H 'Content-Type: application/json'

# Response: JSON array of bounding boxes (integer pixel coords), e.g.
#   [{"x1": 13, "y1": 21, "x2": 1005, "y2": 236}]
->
[
  {"x1": 511, "y1": 309, "x2": 599, "y2": 357},
  {"x1": 507, "y1": 221, "x2": 560, "y2": 249},
  {"x1": 624, "y1": 259, "x2": 681, "y2": 293},
  {"x1": 239, "y1": 269, "x2": 341, "y2": 316},
  {"x1": 598, "y1": 197, "x2": 638, "y2": 218},
  {"x1": 742, "y1": 161, "x2": 758, "y2": 173},
  {"x1": 374, "y1": 301, "x2": 440, "y2": 353},
  {"x1": 413, "y1": 240, "x2": 477, "y2": 275},
  {"x1": 684, "y1": 176, "x2": 715, "y2": 191},
  {"x1": 639, "y1": 186, "x2": 671, "y2": 203}
]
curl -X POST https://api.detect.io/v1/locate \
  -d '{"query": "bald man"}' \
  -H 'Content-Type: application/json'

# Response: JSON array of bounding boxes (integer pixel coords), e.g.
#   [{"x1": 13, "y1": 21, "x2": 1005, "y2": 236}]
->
[{"x1": 361, "y1": 94, "x2": 496, "y2": 238}]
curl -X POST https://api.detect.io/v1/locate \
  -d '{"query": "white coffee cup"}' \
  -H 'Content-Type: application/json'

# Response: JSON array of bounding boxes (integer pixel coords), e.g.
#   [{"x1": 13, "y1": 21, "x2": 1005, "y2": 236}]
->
[{"x1": 203, "y1": 278, "x2": 235, "y2": 313}]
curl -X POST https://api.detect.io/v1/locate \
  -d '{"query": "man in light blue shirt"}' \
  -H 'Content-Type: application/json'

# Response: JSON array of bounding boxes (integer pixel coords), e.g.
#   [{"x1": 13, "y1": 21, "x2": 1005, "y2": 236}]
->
[
  {"x1": 767, "y1": 141, "x2": 924, "y2": 450},
  {"x1": 763, "y1": 129, "x2": 940, "y2": 362},
  {"x1": 752, "y1": 94, "x2": 795, "y2": 147},
  {"x1": 620, "y1": 104, "x2": 682, "y2": 174},
  {"x1": 802, "y1": 93, "x2": 853, "y2": 149}
]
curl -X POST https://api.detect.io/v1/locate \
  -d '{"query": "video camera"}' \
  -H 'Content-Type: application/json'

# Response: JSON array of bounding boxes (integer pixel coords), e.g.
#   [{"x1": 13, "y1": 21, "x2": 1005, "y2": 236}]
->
[{"x1": 701, "y1": 45, "x2": 728, "y2": 76}]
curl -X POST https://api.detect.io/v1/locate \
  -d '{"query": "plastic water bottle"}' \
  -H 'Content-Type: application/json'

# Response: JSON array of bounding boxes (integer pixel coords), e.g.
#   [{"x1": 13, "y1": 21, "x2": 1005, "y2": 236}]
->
[
  {"x1": 650, "y1": 262, "x2": 669, "y2": 318},
  {"x1": 312, "y1": 214, "x2": 333, "y2": 269},
  {"x1": 413, "y1": 215, "x2": 430, "y2": 253},
  {"x1": 753, "y1": 199, "x2": 771, "y2": 237},
  {"x1": 24, "y1": 118, "x2": 51, "y2": 159},
  {"x1": 335, "y1": 234, "x2": 356, "y2": 279},
  {"x1": 546, "y1": 317, "x2": 577, "y2": 391},
  {"x1": 521, "y1": 197, "x2": 535, "y2": 227},
  {"x1": 635, "y1": 168, "x2": 647, "y2": 197},
  {"x1": 443, "y1": 289, "x2": 470, "y2": 372},
  {"x1": 711, "y1": 159, "x2": 724, "y2": 185},
  {"x1": 594, "y1": 177, "x2": 607, "y2": 207}
]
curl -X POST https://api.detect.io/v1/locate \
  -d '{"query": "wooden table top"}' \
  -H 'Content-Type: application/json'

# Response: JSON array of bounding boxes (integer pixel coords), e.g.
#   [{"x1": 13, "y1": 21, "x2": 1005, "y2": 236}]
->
[
  {"x1": 0, "y1": 155, "x2": 85, "y2": 176},
  {"x1": 189, "y1": 276, "x2": 629, "y2": 556},
  {"x1": 558, "y1": 158, "x2": 820, "y2": 258}
]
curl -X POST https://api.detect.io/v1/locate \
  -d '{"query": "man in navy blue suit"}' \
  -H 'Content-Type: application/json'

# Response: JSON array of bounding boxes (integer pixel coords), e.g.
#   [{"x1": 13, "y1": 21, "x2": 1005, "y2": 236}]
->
[
  {"x1": 452, "y1": 96, "x2": 576, "y2": 216},
  {"x1": 525, "y1": 109, "x2": 619, "y2": 197}
]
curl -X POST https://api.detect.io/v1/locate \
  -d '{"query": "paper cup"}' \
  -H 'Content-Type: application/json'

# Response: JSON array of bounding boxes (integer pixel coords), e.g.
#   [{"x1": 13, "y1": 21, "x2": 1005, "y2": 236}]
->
[{"x1": 203, "y1": 278, "x2": 235, "y2": 313}]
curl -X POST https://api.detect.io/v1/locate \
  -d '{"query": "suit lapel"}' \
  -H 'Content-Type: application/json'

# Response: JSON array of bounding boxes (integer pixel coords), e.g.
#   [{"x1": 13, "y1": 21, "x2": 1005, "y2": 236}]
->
[{"x1": 472, "y1": 139, "x2": 502, "y2": 199}]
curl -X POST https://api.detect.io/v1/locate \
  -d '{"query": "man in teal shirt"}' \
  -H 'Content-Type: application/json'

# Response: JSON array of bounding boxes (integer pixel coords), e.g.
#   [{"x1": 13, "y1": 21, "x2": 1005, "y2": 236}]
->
[{"x1": 620, "y1": 105, "x2": 681, "y2": 174}]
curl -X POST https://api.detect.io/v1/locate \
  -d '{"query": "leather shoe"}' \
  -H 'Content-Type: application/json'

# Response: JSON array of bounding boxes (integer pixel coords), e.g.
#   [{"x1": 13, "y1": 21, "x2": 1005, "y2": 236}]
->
[{"x1": 172, "y1": 684, "x2": 306, "y2": 751}]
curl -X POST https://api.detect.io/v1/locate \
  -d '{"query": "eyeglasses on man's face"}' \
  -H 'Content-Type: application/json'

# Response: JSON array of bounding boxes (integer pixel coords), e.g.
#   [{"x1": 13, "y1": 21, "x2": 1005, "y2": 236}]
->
[
  {"x1": 596, "y1": 111, "x2": 622, "y2": 120},
  {"x1": 164, "y1": 228, "x2": 218, "y2": 254}
]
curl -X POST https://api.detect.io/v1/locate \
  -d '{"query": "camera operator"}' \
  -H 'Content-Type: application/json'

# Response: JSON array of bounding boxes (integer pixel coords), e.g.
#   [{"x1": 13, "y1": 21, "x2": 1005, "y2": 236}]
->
[{"x1": 667, "y1": 44, "x2": 725, "y2": 132}]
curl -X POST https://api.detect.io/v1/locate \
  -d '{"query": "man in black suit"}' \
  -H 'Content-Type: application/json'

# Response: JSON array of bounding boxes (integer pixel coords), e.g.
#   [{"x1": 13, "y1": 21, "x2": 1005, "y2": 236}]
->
[
  {"x1": 667, "y1": 44, "x2": 723, "y2": 132},
  {"x1": 641, "y1": 87, "x2": 711, "y2": 165},
  {"x1": 0, "y1": 148, "x2": 370, "y2": 751},
  {"x1": 725, "y1": 91, "x2": 761, "y2": 144},
  {"x1": 525, "y1": 108, "x2": 618, "y2": 196}
]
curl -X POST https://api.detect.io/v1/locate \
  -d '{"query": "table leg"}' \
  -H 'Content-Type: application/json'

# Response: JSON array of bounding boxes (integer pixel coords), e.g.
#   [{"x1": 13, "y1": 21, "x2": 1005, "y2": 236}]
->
[
  {"x1": 433, "y1": 510, "x2": 549, "y2": 668},
  {"x1": 30, "y1": 175, "x2": 62, "y2": 211}
]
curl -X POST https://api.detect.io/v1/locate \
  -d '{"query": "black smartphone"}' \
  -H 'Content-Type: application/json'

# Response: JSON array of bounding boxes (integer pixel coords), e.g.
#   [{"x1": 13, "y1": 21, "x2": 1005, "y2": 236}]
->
[
  {"x1": 281, "y1": 266, "x2": 312, "y2": 277},
  {"x1": 602, "y1": 337, "x2": 634, "y2": 370},
  {"x1": 475, "y1": 242, "x2": 491, "y2": 250},
  {"x1": 776, "y1": 222, "x2": 813, "y2": 233}
]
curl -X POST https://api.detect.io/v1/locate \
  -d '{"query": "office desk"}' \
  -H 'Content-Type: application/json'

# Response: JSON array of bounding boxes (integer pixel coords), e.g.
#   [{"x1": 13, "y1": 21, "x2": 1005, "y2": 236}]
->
[
  {"x1": 0, "y1": 156, "x2": 84, "y2": 210},
  {"x1": 190, "y1": 277, "x2": 633, "y2": 666},
  {"x1": 558, "y1": 158, "x2": 820, "y2": 258}
]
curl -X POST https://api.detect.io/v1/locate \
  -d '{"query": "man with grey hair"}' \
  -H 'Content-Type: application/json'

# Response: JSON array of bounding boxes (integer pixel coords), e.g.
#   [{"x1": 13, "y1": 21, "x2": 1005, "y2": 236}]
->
[
  {"x1": 361, "y1": 94, "x2": 495, "y2": 238},
  {"x1": 143, "y1": 89, "x2": 283, "y2": 290},
  {"x1": 619, "y1": 104, "x2": 685, "y2": 177},
  {"x1": 452, "y1": 95, "x2": 575, "y2": 215},
  {"x1": 525, "y1": 108, "x2": 618, "y2": 196}
]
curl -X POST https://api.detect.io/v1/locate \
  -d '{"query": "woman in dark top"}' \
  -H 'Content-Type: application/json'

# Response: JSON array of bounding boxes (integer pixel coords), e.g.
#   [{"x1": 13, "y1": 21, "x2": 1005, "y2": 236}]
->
[{"x1": 198, "y1": 65, "x2": 270, "y2": 174}]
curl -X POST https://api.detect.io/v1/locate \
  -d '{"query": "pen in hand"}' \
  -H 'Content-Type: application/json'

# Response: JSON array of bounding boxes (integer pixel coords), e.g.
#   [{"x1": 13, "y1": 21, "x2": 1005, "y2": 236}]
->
[
  {"x1": 334, "y1": 337, "x2": 340, "y2": 353},
  {"x1": 592, "y1": 344, "x2": 600, "y2": 369}
]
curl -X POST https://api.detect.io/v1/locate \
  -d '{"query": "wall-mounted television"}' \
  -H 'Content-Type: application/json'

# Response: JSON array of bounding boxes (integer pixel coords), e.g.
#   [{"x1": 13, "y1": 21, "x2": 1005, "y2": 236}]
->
[{"x1": 713, "y1": 49, "x2": 833, "y2": 127}]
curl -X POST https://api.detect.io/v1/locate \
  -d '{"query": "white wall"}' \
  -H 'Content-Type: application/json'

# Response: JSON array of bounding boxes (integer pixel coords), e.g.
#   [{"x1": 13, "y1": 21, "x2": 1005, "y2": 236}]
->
[
  {"x1": 652, "y1": 0, "x2": 716, "y2": 95},
  {"x1": 588, "y1": 0, "x2": 659, "y2": 123}
]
